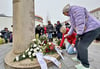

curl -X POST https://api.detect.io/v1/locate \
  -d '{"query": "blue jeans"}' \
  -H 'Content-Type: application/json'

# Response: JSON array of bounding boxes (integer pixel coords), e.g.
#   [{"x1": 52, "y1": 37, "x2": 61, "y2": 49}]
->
[
  {"x1": 66, "y1": 43, "x2": 76, "y2": 54},
  {"x1": 48, "y1": 33, "x2": 52, "y2": 39}
]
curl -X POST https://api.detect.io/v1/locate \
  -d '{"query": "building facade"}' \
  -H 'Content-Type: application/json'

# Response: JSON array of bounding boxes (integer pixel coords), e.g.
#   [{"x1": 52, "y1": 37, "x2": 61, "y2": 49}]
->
[
  {"x1": 90, "y1": 7, "x2": 100, "y2": 20},
  {"x1": 0, "y1": 14, "x2": 12, "y2": 31},
  {"x1": 0, "y1": 15, "x2": 43, "y2": 32},
  {"x1": 35, "y1": 15, "x2": 43, "y2": 27},
  {"x1": 90, "y1": 8, "x2": 100, "y2": 40}
]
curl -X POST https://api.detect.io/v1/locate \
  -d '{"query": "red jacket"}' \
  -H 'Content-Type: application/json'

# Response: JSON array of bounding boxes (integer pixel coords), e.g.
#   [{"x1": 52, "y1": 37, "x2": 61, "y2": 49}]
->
[
  {"x1": 44, "y1": 27, "x2": 47, "y2": 34},
  {"x1": 60, "y1": 28, "x2": 76, "y2": 47}
]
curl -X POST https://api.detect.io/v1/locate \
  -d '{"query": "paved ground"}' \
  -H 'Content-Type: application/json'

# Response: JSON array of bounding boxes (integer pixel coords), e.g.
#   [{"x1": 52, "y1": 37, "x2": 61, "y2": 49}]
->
[
  {"x1": 0, "y1": 43, "x2": 12, "y2": 69},
  {"x1": 0, "y1": 42, "x2": 100, "y2": 69}
]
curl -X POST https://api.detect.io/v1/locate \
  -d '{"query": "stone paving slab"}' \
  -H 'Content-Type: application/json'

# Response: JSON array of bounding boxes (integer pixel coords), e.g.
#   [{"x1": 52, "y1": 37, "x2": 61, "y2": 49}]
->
[{"x1": 0, "y1": 42, "x2": 100, "y2": 69}]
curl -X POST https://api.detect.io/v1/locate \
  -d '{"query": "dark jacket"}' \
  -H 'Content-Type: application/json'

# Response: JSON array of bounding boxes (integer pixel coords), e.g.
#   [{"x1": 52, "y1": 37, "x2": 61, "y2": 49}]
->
[
  {"x1": 47, "y1": 24, "x2": 54, "y2": 33},
  {"x1": 0, "y1": 30, "x2": 10, "y2": 39},
  {"x1": 35, "y1": 25, "x2": 42, "y2": 35},
  {"x1": 56, "y1": 23, "x2": 62, "y2": 33}
]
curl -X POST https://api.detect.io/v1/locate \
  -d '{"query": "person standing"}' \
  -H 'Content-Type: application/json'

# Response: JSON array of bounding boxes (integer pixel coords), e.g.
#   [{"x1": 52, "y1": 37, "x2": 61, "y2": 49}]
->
[
  {"x1": 65, "y1": 21, "x2": 71, "y2": 28},
  {"x1": 35, "y1": 24, "x2": 42, "y2": 37},
  {"x1": 63, "y1": 4, "x2": 100, "y2": 69},
  {"x1": 53, "y1": 24, "x2": 57, "y2": 38},
  {"x1": 47, "y1": 21, "x2": 54, "y2": 42},
  {"x1": 56, "y1": 21, "x2": 62, "y2": 39},
  {"x1": 0, "y1": 27, "x2": 10, "y2": 43}
]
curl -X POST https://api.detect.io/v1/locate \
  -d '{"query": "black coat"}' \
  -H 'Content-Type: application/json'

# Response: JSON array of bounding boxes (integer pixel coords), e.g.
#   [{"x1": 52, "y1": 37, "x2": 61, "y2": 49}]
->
[
  {"x1": 35, "y1": 25, "x2": 42, "y2": 34},
  {"x1": 56, "y1": 24, "x2": 62, "y2": 33}
]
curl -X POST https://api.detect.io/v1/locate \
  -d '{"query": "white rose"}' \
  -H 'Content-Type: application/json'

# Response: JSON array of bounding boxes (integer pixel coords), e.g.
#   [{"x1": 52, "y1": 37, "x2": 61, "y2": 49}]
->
[
  {"x1": 30, "y1": 48, "x2": 33, "y2": 51},
  {"x1": 32, "y1": 39, "x2": 36, "y2": 41},
  {"x1": 39, "y1": 49, "x2": 42, "y2": 52},
  {"x1": 34, "y1": 49, "x2": 37, "y2": 53},
  {"x1": 29, "y1": 55, "x2": 32, "y2": 58},
  {"x1": 34, "y1": 44, "x2": 37, "y2": 47},
  {"x1": 32, "y1": 53, "x2": 36, "y2": 57},
  {"x1": 22, "y1": 54, "x2": 26, "y2": 58},
  {"x1": 36, "y1": 47, "x2": 40, "y2": 50},
  {"x1": 28, "y1": 51, "x2": 31, "y2": 56},
  {"x1": 48, "y1": 42, "x2": 51, "y2": 45},
  {"x1": 25, "y1": 48, "x2": 29, "y2": 52},
  {"x1": 16, "y1": 56, "x2": 19, "y2": 61},
  {"x1": 44, "y1": 44, "x2": 45, "y2": 46}
]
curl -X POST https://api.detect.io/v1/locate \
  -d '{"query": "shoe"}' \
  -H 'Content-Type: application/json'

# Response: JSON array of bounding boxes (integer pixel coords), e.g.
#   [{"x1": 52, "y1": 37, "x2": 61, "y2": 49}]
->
[
  {"x1": 72, "y1": 57, "x2": 80, "y2": 62},
  {"x1": 75, "y1": 64, "x2": 90, "y2": 69}
]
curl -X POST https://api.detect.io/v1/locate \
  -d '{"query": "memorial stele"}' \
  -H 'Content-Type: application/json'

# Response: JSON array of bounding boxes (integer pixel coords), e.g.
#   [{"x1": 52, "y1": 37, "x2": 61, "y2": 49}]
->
[{"x1": 4, "y1": 0, "x2": 60, "y2": 69}]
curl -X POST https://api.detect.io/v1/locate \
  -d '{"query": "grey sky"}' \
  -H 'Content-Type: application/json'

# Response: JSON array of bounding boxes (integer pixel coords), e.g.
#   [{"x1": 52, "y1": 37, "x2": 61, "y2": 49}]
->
[
  {"x1": 0, "y1": 0, "x2": 12, "y2": 16},
  {"x1": 35, "y1": 0, "x2": 100, "y2": 24},
  {"x1": 0, "y1": 0, "x2": 100, "y2": 24}
]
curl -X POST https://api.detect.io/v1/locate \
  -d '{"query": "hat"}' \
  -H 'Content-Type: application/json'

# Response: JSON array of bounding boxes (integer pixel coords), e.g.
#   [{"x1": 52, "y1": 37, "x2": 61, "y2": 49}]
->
[{"x1": 63, "y1": 4, "x2": 70, "y2": 13}]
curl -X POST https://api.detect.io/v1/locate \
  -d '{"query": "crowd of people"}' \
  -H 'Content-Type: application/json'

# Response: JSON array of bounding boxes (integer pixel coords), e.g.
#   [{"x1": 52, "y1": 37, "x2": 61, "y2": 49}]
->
[
  {"x1": 0, "y1": 27, "x2": 13, "y2": 44},
  {"x1": 35, "y1": 20, "x2": 77, "y2": 55},
  {"x1": 35, "y1": 20, "x2": 64, "y2": 41},
  {"x1": 35, "y1": 4, "x2": 100, "y2": 69},
  {"x1": 35, "y1": 19, "x2": 100, "y2": 56},
  {"x1": 35, "y1": 20, "x2": 72, "y2": 40}
]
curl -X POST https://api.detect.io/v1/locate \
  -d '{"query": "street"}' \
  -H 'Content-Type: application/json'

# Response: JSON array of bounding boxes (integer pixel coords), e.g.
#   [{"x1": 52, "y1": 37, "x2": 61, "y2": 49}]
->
[{"x1": 0, "y1": 42, "x2": 100, "y2": 69}]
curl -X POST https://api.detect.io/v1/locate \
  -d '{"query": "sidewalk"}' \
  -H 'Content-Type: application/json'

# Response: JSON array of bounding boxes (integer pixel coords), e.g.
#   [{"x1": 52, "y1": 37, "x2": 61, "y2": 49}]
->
[
  {"x1": 0, "y1": 42, "x2": 100, "y2": 69},
  {"x1": 0, "y1": 43, "x2": 12, "y2": 69}
]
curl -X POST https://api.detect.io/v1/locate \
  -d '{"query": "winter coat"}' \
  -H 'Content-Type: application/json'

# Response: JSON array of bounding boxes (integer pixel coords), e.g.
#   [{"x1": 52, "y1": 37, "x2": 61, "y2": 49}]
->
[
  {"x1": 56, "y1": 24, "x2": 62, "y2": 33},
  {"x1": 44, "y1": 27, "x2": 47, "y2": 34},
  {"x1": 35, "y1": 25, "x2": 42, "y2": 34},
  {"x1": 68, "y1": 6, "x2": 100, "y2": 35},
  {"x1": 47, "y1": 24, "x2": 54, "y2": 33},
  {"x1": 60, "y1": 28, "x2": 76, "y2": 47},
  {"x1": 0, "y1": 30, "x2": 10, "y2": 39}
]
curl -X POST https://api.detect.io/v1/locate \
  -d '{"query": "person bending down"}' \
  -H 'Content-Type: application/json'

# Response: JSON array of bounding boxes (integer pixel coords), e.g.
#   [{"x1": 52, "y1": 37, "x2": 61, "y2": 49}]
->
[
  {"x1": 63, "y1": 4, "x2": 100, "y2": 69},
  {"x1": 60, "y1": 26, "x2": 77, "y2": 54}
]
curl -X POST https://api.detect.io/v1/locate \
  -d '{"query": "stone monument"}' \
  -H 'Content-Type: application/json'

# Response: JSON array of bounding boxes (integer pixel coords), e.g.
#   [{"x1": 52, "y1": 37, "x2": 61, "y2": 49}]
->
[
  {"x1": 4, "y1": 0, "x2": 60, "y2": 69},
  {"x1": 4, "y1": 0, "x2": 35, "y2": 69}
]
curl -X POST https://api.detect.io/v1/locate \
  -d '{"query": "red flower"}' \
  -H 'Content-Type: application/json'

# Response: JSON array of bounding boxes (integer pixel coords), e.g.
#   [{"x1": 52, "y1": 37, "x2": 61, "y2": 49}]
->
[
  {"x1": 44, "y1": 40, "x2": 47, "y2": 44},
  {"x1": 51, "y1": 43, "x2": 55, "y2": 47},
  {"x1": 45, "y1": 48, "x2": 50, "y2": 53},
  {"x1": 49, "y1": 46, "x2": 54, "y2": 50}
]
